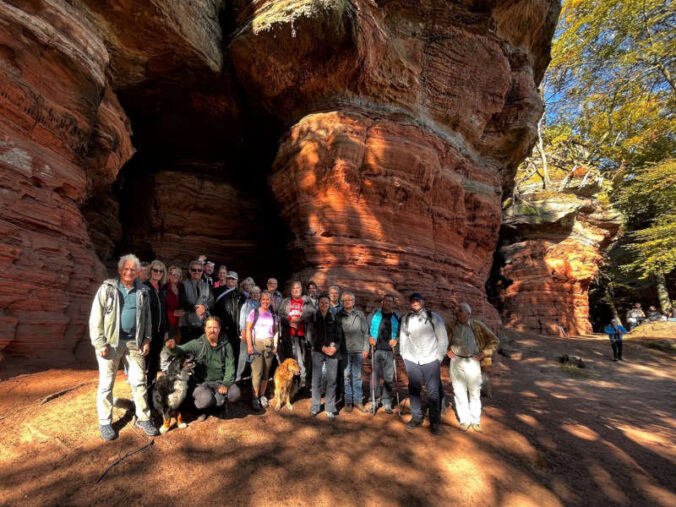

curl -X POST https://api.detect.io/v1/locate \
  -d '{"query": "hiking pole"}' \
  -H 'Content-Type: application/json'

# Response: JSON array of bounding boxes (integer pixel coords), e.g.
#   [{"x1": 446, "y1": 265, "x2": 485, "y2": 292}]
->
[
  {"x1": 370, "y1": 345, "x2": 377, "y2": 416},
  {"x1": 392, "y1": 353, "x2": 401, "y2": 418}
]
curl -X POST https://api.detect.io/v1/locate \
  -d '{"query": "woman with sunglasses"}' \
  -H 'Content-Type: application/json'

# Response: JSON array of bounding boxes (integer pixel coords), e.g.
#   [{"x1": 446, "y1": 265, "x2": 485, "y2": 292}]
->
[{"x1": 144, "y1": 259, "x2": 170, "y2": 388}]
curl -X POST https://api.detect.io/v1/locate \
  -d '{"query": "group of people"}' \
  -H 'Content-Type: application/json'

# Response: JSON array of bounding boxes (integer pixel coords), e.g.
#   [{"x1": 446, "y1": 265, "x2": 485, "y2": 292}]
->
[
  {"x1": 89, "y1": 253, "x2": 500, "y2": 441},
  {"x1": 625, "y1": 302, "x2": 674, "y2": 330}
]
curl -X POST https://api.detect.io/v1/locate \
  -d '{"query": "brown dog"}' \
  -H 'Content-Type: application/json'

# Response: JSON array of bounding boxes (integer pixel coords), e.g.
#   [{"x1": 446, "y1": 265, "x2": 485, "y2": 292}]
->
[{"x1": 274, "y1": 358, "x2": 301, "y2": 411}]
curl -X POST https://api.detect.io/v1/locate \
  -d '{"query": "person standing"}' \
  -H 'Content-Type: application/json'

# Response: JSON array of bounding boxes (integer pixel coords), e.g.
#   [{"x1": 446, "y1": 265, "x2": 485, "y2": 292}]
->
[
  {"x1": 367, "y1": 294, "x2": 400, "y2": 414},
  {"x1": 328, "y1": 285, "x2": 343, "y2": 315},
  {"x1": 89, "y1": 254, "x2": 159, "y2": 440},
  {"x1": 213, "y1": 271, "x2": 247, "y2": 375},
  {"x1": 165, "y1": 266, "x2": 184, "y2": 341},
  {"x1": 179, "y1": 260, "x2": 213, "y2": 343},
  {"x1": 337, "y1": 292, "x2": 369, "y2": 413},
  {"x1": 604, "y1": 318, "x2": 628, "y2": 361},
  {"x1": 214, "y1": 265, "x2": 228, "y2": 289},
  {"x1": 309, "y1": 294, "x2": 343, "y2": 420},
  {"x1": 447, "y1": 303, "x2": 499, "y2": 433},
  {"x1": 165, "y1": 316, "x2": 241, "y2": 420},
  {"x1": 266, "y1": 278, "x2": 283, "y2": 312},
  {"x1": 278, "y1": 281, "x2": 316, "y2": 388},
  {"x1": 203, "y1": 260, "x2": 216, "y2": 287},
  {"x1": 237, "y1": 285, "x2": 262, "y2": 382},
  {"x1": 245, "y1": 291, "x2": 279, "y2": 410},
  {"x1": 144, "y1": 259, "x2": 169, "y2": 388},
  {"x1": 399, "y1": 293, "x2": 448, "y2": 435}
]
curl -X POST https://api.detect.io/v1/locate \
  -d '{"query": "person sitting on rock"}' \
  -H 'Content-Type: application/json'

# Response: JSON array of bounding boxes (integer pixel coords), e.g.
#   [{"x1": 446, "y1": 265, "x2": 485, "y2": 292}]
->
[
  {"x1": 647, "y1": 306, "x2": 663, "y2": 322},
  {"x1": 400, "y1": 293, "x2": 448, "y2": 435},
  {"x1": 446, "y1": 303, "x2": 499, "y2": 433},
  {"x1": 89, "y1": 253, "x2": 159, "y2": 440},
  {"x1": 165, "y1": 316, "x2": 241, "y2": 421},
  {"x1": 604, "y1": 318, "x2": 627, "y2": 361}
]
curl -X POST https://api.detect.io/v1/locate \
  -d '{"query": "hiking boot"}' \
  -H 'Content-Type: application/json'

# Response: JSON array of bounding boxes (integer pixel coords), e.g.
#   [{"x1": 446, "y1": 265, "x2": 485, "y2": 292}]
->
[
  {"x1": 327, "y1": 412, "x2": 335, "y2": 421},
  {"x1": 355, "y1": 403, "x2": 368, "y2": 413},
  {"x1": 344, "y1": 403, "x2": 353, "y2": 413},
  {"x1": 136, "y1": 419, "x2": 159, "y2": 437},
  {"x1": 383, "y1": 405, "x2": 393, "y2": 415},
  {"x1": 406, "y1": 417, "x2": 423, "y2": 429},
  {"x1": 252, "y1": 397, "x2": 262, "y2": 411},
  {"x1": 470, "y1": 423, "x2": 483, "y2": 433},
  {"x1": 458, "y1": 423, "x2": 470, "y2": 432},
  {"x1": 99, "y1": 424, "x2": 117, "y2": 441},
  {"x1": 430, "y1": 423, "x2": 441, "y2": 436},
  {"x1": 260, "y1": 396, "x2": 269, "y2": 408}
]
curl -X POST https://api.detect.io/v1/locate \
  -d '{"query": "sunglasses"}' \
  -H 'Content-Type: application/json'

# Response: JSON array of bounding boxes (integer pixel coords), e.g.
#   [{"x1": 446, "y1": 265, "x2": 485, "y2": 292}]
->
[
  {"x1": 191, "y1": 268, "x2": 203, "y2": 273},
  {"x1": 151, "y1": 268, "x2": 164, "y2": 274}
]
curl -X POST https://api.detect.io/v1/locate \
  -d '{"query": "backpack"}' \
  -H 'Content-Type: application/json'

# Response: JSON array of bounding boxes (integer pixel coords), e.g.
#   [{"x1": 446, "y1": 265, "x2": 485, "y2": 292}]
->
[
  {"x1": 402, "y1": 309, "x2": 435, "y2": 336},
  {"x1": 195, "y1": 336, "x2": 228, "y2": 366}
]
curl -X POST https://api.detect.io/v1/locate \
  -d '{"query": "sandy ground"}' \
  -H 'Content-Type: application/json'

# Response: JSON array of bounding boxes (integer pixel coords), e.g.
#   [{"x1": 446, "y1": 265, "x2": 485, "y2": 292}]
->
[{"x1": 0, "y1": 328, "x2": 674, "y2": 506}]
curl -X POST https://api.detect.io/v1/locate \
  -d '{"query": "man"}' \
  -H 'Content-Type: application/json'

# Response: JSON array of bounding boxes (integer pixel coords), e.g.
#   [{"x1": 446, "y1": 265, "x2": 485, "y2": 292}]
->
[
  {"x1": 447, "y1": 302, "x2": 499, "y2": 432},
  {"x1": 278, "y1": 281, "x2": 316, "y2": 388},
  {"x1": 166, "y1": 316, "x2": 241, "y2": 420},
  {"x1": 179, "y1": 260, "x2": 213, "y2": 343},
  {"x1": 367, "y1": 294, "x2": 400, "y2": 414},
  {"x1": 399, "y1": 293, "x2": 448, "y2": 435},
  {"x1": 337, "y1": 291, "x2": 369, "y2": 413},
  {"x1": 306, "y1": 281, "x2": 319, "y2": 309},
  {"x1": 89, "y1": 254, "x2": 159, "y2": 440},
  {"x1": 309, "y1": 294, "x2": 343, "y2": 420},
  {"x1": 213, "y1": 271, "x2": 246, "y2": 374},
  {"x1": 266, "y1": 278, "x2": 283, "y2": 312},
  {"x1": 203, "y1": 260, "x2": 216, "y2": 287},
  {"x1": 328, "y1": 285, "x2": 343, "y2": 315}
]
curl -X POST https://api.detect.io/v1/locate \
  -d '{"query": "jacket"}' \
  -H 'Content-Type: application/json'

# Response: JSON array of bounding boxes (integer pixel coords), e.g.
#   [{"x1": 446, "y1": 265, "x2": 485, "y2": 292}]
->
[
  {"x1": 399, "y1": 308, "x2": 448, "y2": 365},
  {"x1": 337, "y1": 309, "x2": 369, "y2": 354},
  {"x1": 169, "y1": 334, "x2": 235, "y2": 387},
  {"x1": 144, "y1": 280, "x2": 168, "y2": 338},
  {"x1": 308, "y1": 310, "x2": 343, "y2": 357},
  {"x1": 213, "y1": 287, "x2": 246, "y2": 339},
  {"x1": 368, "y1": 309, "x2": 401, "y2": 350},
  {"x1": 239, "y1": 298, "x2": 260, "y2": 336},
  {"x1": 179, "y1": 278, "x2": 213, "y2": 328},
  {"x1": 447, "y1": 319, "x2": 499, "y2": 367},
  {"x1": 604, "y1": 324, "x2": 627, "y2": 341},
  {"x1": 89, "y1": 278, "x2": 152, "y2": 351},
  {"x1": 278, "y1": 295, "x2": 316, "y2": 339}
]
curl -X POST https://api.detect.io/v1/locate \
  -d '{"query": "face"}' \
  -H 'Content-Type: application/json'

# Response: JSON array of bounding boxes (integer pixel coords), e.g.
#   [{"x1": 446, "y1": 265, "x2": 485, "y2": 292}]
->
[
  {"x1": 119, "y1": 261, "x2": 138, "y2": 285},
  {"x1": 226, "y1": 277, "x2": 237, "y2": 288},
  {"x1": 291, "y1": 283, "x2": 302, "y2": 298},
  {"x1": 190, "y1": 264, "x2": 203, "y2": 281},
  {"x1": 308, "y1": 284, "x2": 317, "y2": 296},
  {"x1": 318, "y1": 297, "x2": 330, "y2": 314},
  {"x1": 410, "y1": 299, "x2": 423, "y2": 312},
  {"x1": 260, "y1": 293, "x2": 271, "y2": 311},
  {"x1": 456, "y1": 306, "x2": 470, "y2": 324},
  {"x1": 342, "y1": 294, "x2": 354, "y2": 311},
  {"x1": 382, "y1": 296, "x2": 394, "y2": 313},
  {"x1": 329, "y1": 288, "x2": 339, "y2": 304},
  {"x1": 218, "y1": 268, "x2": 227, "y2": 281},
  {"x1": 150, "y1": 264, "x2": 164, "y2": 282},
  {"x1": 251, "y1": 288, "x2": 261, "y2": 302},
  {"x1": 243, "y1": 281, "x2": 253, "y2": 292},
  {"x1": 205, "y1": 320, "x2": 220, "y2": 340},
  {"x1": 139, "y1": 266, "x2": 149, "y2": 282},
  {"x1": 267, "y1": 279, "x2": 278, "y2": 291},
  {"x1": 205, "y1": 263, "x2": 214, "y2": 275},
  {"x1": 169, "y1": 269, "x2": 181, "y2": 284}
]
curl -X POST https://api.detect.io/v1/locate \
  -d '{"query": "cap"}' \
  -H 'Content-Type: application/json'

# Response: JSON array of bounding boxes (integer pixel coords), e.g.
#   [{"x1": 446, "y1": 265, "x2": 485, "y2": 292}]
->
[
  {"x1": 409, "y1": 292, "x2": 424, "y2": 302},
  {"x1": 227, "y1": 271, "x2": 238, "y2": 280}
]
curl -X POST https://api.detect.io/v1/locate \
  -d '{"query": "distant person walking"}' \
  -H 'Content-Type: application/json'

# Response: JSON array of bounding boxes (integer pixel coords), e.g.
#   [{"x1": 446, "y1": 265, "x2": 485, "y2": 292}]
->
[{"x1": 604, "y1": 319, "x2": 627, "y2": 361}]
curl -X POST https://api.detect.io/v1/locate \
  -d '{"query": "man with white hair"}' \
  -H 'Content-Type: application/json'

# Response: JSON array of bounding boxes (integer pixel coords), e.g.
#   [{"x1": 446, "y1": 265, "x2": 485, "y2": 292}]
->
[
  {"x1": 446, "y1": 302, "x2": 499, "y2": 432},
  {"x1": 89, "y1": 254, "x2": 159, "y2": 440}
]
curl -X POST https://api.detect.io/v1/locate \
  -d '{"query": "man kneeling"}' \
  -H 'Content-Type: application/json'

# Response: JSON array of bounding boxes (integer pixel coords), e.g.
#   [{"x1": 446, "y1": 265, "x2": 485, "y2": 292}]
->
[{"x1": 165, "y1": 316, "x2": 241, "y2": 420}]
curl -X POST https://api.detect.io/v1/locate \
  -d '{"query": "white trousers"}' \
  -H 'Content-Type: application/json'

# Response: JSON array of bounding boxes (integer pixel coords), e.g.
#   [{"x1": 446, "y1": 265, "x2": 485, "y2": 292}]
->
[
  {"x1": 450, "y1": 357, "x2": 483, "y2": 425},
  {"x1": 96, "y1": 340, "x2": 150, "y2": 425}
]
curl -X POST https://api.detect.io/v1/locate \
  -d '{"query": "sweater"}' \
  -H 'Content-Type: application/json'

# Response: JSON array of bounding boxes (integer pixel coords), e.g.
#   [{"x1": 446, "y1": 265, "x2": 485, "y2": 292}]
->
[
  {"x1": 399, "y1": 309, "x2": 448, "y2": 364},
  {"x1": 338, "y1": 309, "x2": 369, "y2": 354},
  {"x1": 170, "y1": 335, "x2": 235, "y2": 387}
]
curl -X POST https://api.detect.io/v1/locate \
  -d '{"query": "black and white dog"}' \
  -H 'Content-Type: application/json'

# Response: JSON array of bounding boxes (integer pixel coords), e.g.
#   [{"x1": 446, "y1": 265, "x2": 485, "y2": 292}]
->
[{"x1": 152, "y1": 353, "x2": 195, "y2": 434}]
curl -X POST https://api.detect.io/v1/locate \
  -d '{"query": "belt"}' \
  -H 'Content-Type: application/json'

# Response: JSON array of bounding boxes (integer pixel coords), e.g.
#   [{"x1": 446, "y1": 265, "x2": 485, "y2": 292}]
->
[{"x1": 455, "y1": 354, "x2": 474, "y2": 359}]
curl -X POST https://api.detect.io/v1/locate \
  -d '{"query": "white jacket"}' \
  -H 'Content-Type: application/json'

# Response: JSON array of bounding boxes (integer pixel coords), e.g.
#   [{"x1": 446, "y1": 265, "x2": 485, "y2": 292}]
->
[{"x1": 399, "y1": 309, "x2": 448, "y2": 365}]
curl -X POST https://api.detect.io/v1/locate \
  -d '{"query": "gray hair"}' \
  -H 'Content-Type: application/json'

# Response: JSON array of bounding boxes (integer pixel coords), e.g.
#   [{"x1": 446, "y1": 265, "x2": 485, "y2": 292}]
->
[
  {"x1": 251, "y1": 285, "x2": 262, "y2": 295},
  {"x1": 459, "y1": 302, "x2": 472, "y2": 315},
  {"x1": 189, "y1": 259, "x2": 203, "y2": 269},
  {"x1": 341, "y1": 291, "x2": 355, "y2": 302},
  {"x1": 329, "y1": 285, "x2": 341, "y2": 293},
  {"x1": 118, "y1": 254, "x2": 141, "y2": 272}
]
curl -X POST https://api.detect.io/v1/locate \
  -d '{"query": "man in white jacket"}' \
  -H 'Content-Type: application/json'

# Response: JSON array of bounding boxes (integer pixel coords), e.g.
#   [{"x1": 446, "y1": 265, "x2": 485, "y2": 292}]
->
[{"x1": 399, "y1": 293, "x2": 448, "y2": 435}]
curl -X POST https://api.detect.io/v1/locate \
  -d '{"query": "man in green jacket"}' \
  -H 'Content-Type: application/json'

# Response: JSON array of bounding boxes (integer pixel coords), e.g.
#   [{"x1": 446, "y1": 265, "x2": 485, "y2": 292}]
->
[{"x1": 165, "y1": 316, "x2": 241, "y2": 419}]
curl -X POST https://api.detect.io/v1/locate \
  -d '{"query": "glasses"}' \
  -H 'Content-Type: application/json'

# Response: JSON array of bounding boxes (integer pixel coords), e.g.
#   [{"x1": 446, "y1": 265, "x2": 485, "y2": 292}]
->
[
  {"x1": 122, "y1": 268, "x2": 137, "y2": 272},
  {"x1": 191, "y1": 268, "x2": 203, "y2": 273},
  {"x1": 169, "y1": 272, "x2": 180, "y2": 277},
  {"x1": 151, "y1": 268, "x2": 164, "y2": 274}
]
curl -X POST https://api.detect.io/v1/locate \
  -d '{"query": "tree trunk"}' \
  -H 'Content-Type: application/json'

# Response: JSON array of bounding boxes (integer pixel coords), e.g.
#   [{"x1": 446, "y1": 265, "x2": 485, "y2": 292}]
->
[
  {"x1": 535, "y1": 115, "x2": 551, "y2": 189},
  {"x1": 606, "y1": 282, "x2": 622, "y2": 324},
  {"x1": 655, "y1": 271, "x2": 672, "y2": 313}
]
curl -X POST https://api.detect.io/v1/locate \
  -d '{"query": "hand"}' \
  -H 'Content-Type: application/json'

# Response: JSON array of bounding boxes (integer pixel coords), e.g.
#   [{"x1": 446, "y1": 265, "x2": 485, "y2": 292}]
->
[
  {"x1": 388, "y1": 339, "x2": 397, "y2": 349},
  {"x1": 362, "y1": 351, "x2": 368, "y2": 358},
  {"x1": 247, "y1": 344, "x2": 254, "y2": 355},
  {"x1": 165, "y1": 339, "x2": 176, "y2": 349},
  {"x1": 473, "y1": 352, "x2": 485, "y2": 362},
  {"x1": 369, "y1": 337, "x2": 376, "y2": 346},
  {"x1": 141, "y1": 340, "x2": 150, "y2": 357},
  {"x1": 447, "y1": 350, "x2": 457, "y2": 359},
  {"x1": 99, "y1": 345, "x2": 110, "y2": 359},
  {"x1": 218, "y1": 385, "x2": 228, "y2": 396},
  {"x1": 195, "y1": 304, "x2": 206, "y2": 318}
]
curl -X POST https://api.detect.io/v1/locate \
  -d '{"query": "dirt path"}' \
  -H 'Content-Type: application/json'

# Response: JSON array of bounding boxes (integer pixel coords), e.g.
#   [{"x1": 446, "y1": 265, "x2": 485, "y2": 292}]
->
[{"x1": 0, "y1": 331, "x2": 674, "y2": 506}]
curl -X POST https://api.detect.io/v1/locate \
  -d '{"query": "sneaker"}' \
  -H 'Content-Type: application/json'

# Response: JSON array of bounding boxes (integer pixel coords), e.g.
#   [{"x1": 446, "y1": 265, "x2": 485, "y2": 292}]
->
[
  {"x1": 458, "y1": 423, "x2": 470, "y2": 432},
  {"x1": 344, "y1": 404, "x2": 353, "y2": 413},
  {"x1": 260, "y1": 396, "x2": 269, "y2": 408},
  {"x1": 430, "y1": 423, "x2": 441, "y2": 436},
  {"x1": 99, "y1": 424, "x2": 117, "y2": 441},
  {"x1": 310, "y1": 409, "x2": 320, "y2": 417},
  {"x1": 252, "y1": 398, "x2": 262, "y2": 411},
  {"x1": 136, "y1": 419, "x2": 159, "y2": 437},
  {"x1": 470, "y1": 423, "x2": 483, "y2": 433},
  {"x1": 196, "y1": 412, "x2": 209, "y2": 422},
  {"x1": 354, "y1": 403, "x2": 368, "y2": 413},
  {"x1": 383, "y1": 405, "x2": 393, "y2": 415},
  {"x1": 327, "y1": 412, "x2": 335, "y2": 421},
  {"x1": 406, "y1": 417, "x2": 422, "y2": 429}
]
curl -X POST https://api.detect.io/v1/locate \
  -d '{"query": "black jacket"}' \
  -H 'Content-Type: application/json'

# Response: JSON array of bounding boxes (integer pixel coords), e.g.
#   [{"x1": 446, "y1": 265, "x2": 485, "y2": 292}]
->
[
  {"x1": 213, "y1": 287, "x2": 246, "y2": 339},
  {"x1": 309, "y1": 310, "x2": 343, "y2": 357},
  {"x1": 144, "y1": 280, "x2": 168, "y2": 338}
]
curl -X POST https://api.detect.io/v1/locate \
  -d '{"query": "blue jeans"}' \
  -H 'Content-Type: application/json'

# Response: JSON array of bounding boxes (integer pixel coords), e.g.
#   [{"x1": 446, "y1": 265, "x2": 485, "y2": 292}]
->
[
  {"x1": 311, "y1": 351, "x2": 338, "y2": 413},
  {"x1": 343, "y1": 353, "x2": 364, "y2": 404},
  {"x1": 404, "y1": 359, "x2": 442, "y2": 424}
]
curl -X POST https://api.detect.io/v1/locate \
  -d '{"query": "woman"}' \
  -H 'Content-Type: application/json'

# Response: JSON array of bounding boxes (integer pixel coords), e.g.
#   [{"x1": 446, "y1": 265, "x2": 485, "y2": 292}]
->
[
  {"x1": 213, "y1": 265, "x2": 228, "y2": 289},
  {"x1": 237, "y1": 285, "x2": 262, "y2": 382},
  {"x1": 240, "y1": 276, "x2": 255, "y2": 298},
  {"x1": 337, "y1": 291, "x2": 369, "y2": 413},
  {"x1": 604, "y1": 319, "x2": 627, "y2": 361},
  {"x1": 309, "y1": 294, "x2": 342, "y2": 420},
  {"x1": 245, "y1": 291, "x2": 278, "y2": 410},
  {"x1": 144, "y1": 259, "x2": 169, "y2": 387}
]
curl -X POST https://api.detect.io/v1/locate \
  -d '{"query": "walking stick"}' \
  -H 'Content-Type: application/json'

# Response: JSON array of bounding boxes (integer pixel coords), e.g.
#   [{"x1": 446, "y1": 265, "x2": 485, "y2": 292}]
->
[
  {"x1": 370, "y1": 345, "x2": 377, "y2": 416},
  {"x1": 392, "y1": 352, "x2": 402, "y2": 418}
]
